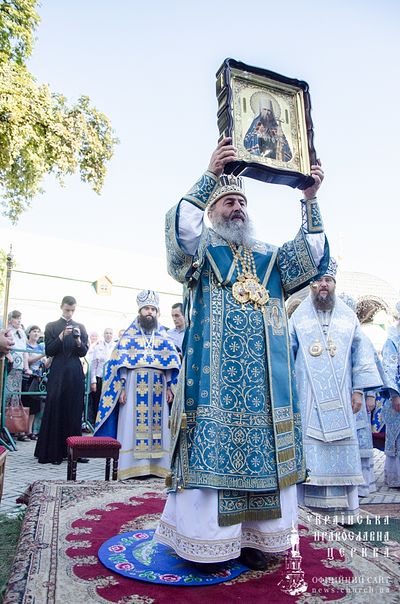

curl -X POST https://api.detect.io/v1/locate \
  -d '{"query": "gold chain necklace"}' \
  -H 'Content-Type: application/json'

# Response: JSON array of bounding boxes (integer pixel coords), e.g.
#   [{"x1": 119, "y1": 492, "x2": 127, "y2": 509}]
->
[{"x1": 228, "y1": 243, "x2": 269, "y2": 309}]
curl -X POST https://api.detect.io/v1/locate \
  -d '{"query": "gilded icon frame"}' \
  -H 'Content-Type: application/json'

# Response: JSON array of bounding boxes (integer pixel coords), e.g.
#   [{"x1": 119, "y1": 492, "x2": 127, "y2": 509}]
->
[{"x1": 216, "y1": 58, "x2": 317, "y2": 189}]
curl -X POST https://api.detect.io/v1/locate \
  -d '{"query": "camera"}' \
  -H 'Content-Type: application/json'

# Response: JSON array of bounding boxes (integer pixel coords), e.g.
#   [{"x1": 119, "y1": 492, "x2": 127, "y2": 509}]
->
[{"x1": 72, "y1": 327, "x2": 81, "y2": 338}]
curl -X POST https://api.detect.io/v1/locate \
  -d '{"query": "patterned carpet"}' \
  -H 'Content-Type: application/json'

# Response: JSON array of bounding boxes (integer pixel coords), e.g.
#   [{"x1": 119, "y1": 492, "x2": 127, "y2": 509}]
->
[{"x1": 3, "y1": 480, "x2": 400, "y2": 603}]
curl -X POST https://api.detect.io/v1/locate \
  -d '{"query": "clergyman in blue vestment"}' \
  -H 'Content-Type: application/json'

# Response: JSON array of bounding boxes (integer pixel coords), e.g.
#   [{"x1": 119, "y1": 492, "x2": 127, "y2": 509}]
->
[
  {"x1": 290, "y1": 263, "x2": 383, "y2": 524},
  {"x1": 94, "y1": 290, "x2": 181, "y2": 479},
  {"x1": 243, "y1": 97, "x2": 292, "y2": 162},
  {"x1": 381, "y1": 302, "x2": 400, "y2": 487},
  {"x1": 155, "y1": 137, "x2": 329, "y2": 571}
]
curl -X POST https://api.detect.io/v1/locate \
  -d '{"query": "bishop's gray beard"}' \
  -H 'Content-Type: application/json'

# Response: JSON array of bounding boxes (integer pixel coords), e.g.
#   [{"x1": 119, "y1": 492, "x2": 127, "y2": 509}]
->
[
  {"x1": 312, "y1": 290, "x2": 336, "y2": 311},
  {"x1": 211, "y1": 215, "x2": 255, "y2": 247}
]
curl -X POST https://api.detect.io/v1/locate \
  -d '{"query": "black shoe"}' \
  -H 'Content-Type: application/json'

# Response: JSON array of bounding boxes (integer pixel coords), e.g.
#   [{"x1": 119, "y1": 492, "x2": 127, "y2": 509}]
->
[
  {"x1": 77, "y1": 457, "x2": 89, "y2": 463},
  {"x1": 239, "y1": 547, "x2": 269, "y2": 570},
  {"x1": 51, "y1": 461, "x2": 62, "y2": 465},
  {"x1": 17, "y1": 434, "x2": 30, "y2": 442},
  {"x1": 191, "y1": 561, "x2": 224, "y2": 574}
]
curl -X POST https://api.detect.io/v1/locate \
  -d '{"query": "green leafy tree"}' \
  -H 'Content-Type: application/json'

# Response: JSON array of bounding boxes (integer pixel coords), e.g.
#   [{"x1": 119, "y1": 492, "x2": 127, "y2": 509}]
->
[{"x1": 0, "y1": 0, "x2": 118, "y2": 222}]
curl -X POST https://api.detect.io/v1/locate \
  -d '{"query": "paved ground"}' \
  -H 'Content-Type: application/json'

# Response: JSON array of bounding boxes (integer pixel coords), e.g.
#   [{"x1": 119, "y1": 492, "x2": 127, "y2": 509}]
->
[
  {"x1": 1, "y1": 438, "x2": 109, "y2": 515},
  {"x1": 1, "y1": 440, "x2": 400, "y2": 516}
]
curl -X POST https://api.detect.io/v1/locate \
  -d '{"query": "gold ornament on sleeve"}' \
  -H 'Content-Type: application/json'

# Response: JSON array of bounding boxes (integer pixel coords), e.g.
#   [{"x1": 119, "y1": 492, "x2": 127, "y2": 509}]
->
[{"x1": 229, "y1": 244, "x2": 269, "y2": 310}]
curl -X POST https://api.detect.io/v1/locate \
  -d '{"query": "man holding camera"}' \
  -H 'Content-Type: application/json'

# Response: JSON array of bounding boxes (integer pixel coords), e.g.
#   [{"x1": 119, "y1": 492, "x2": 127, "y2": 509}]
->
[{"x1": 35, "y1": 296, "x2": 89, "y2": 464}]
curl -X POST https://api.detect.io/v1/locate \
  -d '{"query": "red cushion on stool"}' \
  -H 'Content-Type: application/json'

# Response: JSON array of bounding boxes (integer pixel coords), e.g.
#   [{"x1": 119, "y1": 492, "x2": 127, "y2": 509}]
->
[
  {"x1": 66, "y1": 436, "x2": 120, "y2": 481},
  {"x1": 66, "y1": 436, "x2": 121, "y2": 450}
]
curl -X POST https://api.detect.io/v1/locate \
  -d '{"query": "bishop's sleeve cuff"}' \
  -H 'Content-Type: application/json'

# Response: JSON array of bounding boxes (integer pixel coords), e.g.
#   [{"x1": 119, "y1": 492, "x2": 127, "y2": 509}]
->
[
  {"x1": 301, "y1": 197, "x2": 324, "y2": 234},
  {"x1": 182, "y1": 171, "x2": 219, "y2": 211}
]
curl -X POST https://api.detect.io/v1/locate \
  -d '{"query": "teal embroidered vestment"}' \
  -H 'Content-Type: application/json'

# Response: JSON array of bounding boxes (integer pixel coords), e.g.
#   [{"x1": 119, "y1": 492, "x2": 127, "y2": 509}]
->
[{"x1": 165, "y1": 172, "x2": 329, "y2": 525}]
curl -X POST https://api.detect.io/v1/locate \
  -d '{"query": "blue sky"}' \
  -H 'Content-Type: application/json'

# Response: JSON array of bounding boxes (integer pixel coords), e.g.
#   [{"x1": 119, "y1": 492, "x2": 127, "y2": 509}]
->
[{"x1": 2, "y1": 0, "x2": 399, "y2": 291}]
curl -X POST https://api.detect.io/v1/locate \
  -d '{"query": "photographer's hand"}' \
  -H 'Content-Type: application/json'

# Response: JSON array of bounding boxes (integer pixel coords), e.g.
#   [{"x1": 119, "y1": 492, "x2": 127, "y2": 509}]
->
[{"x1": 60, "y1": 325, "x2": 73, "y2": 341}]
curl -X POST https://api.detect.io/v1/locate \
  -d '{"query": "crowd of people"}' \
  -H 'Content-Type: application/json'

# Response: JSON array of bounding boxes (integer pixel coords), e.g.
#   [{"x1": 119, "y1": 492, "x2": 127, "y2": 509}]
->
[
  {"x1": 0, "y1": 295, "x2": 186, "y2": 467},
  {"x1": 0, "y1": 138, "x2": 399, "y2": 573}
]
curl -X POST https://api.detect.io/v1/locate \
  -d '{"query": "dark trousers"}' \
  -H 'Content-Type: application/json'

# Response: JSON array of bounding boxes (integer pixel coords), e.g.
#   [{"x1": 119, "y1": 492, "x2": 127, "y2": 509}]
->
[{"x1": 88, "y1": 376, "x2": 102, "y2": 425}]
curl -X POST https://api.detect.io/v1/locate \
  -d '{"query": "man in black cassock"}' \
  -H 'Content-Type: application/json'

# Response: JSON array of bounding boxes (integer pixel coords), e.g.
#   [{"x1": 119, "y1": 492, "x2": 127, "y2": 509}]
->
[{"x1": 34, "y1": 295, "x2": 89, "y2": 464}]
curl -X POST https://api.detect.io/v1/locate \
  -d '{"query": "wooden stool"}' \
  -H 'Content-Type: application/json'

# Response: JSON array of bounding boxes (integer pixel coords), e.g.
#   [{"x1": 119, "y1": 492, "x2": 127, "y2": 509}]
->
[{"x1": 66, "y1": 436, "x2": 121, "y2": 481}]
